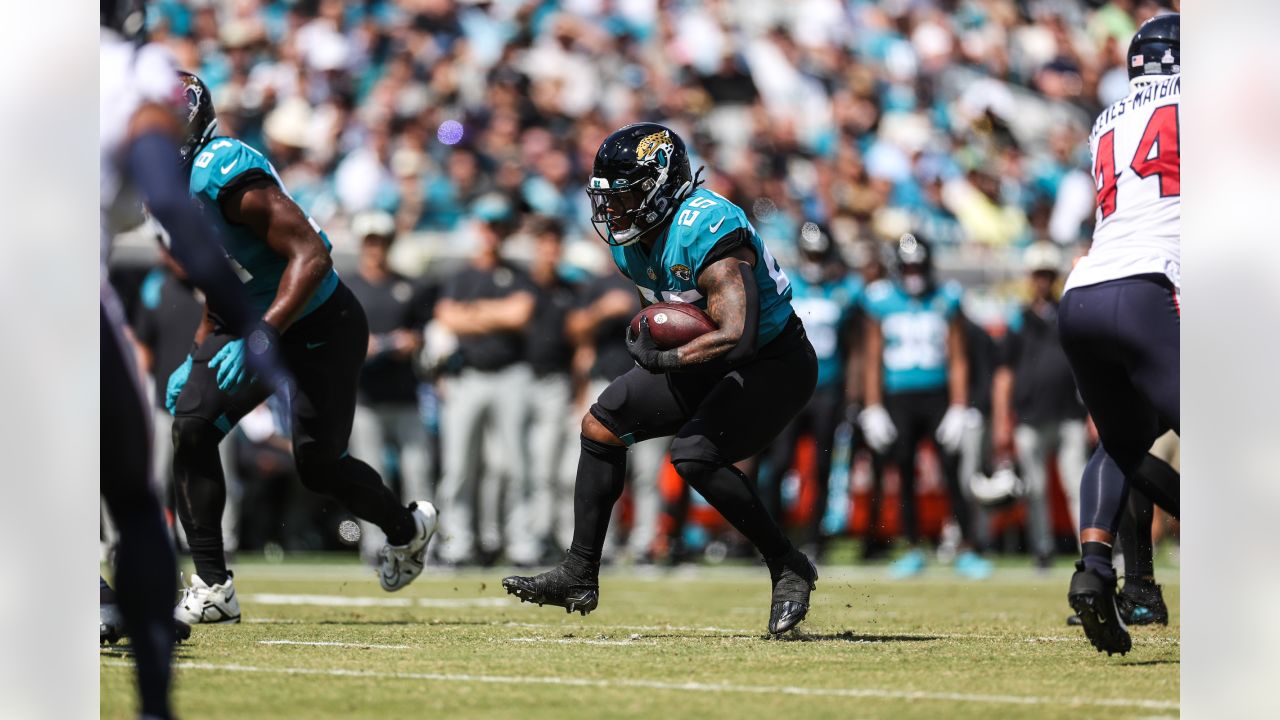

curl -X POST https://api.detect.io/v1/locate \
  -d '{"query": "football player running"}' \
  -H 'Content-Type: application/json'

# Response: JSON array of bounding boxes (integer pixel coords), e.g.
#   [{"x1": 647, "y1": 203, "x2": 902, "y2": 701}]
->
[
  {"x1": 503, "y1": 123, "x2": 820, "y2": 634},
  {"x1": 167, "y1": 72, "x2": 436, "y2": 626},
  {"x1": 1059, "y1": 13, "x2": 1180, "y2": 656},
  {"x1": 100, "y1": 3, "x2": 281, "y2": 716}
]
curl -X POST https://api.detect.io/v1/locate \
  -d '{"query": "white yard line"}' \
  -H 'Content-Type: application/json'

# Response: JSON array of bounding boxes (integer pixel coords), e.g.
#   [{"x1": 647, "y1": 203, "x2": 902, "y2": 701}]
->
[
  {"x1": 100, "y1": 660, "x2": 1177, "y2": 710},
  {"x1": 244, "y1": 593, "x2": 510, "y2": 609},
  {"x1": 258, "y1": 640, "x2": 411, "y2": 650},
  {"x1": 509, "y1": 637, "x2": 655, "y2": 647}
]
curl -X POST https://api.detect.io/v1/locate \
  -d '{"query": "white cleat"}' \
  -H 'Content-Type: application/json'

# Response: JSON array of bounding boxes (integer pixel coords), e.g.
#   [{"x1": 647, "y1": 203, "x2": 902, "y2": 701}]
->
[
  {"x1": 379, "y1": 501, "x2": 438, "y2": 592},
  {"x1": 174, "y1": 573, "x2": 241, "y2": 624}
]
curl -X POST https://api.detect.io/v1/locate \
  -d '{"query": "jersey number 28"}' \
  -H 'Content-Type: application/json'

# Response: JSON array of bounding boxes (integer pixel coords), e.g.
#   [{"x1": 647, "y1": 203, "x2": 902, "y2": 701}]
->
[{"x1": 1094, "y1": 105, "x2": 1180, "y2": 219}]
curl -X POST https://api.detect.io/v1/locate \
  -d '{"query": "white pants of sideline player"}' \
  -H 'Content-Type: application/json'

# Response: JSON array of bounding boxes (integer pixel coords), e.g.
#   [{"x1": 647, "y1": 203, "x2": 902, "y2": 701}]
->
[
  {"x1": 1015, "y1": 419, "x2": 1087, "y2": 558},
  {"x1": 583, "y1": 378, "x2": 669, "y2": 562},
  {"x1": 349, "y1": 401, "x2": 432, "y2": 563},
  {"x1": 435, "y1": 364, "x2": 536, "y2": 564}
]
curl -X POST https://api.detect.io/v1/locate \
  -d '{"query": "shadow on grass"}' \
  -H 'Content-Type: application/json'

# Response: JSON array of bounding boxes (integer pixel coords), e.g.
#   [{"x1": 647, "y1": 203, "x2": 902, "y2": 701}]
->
[
  {"x1": 1116, "y1": 658, "x2": 1180, "y2": 667},
  {"x1": 774, "y1": 630, "x2": 942, "y2": 643},
  {"x1": 99, "y1": 645, "x2": 196, "y2": 661}
]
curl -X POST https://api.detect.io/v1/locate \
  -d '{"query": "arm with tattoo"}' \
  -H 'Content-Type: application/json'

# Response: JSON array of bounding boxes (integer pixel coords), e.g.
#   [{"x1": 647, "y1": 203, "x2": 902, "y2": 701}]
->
[{"x1": 669, "y1": 246, "x2": 759, "y2": 368}]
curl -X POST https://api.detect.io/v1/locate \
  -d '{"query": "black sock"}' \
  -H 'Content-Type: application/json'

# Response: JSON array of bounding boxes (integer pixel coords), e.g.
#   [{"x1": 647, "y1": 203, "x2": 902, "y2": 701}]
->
[
  {"x1": 172, "y1": 417, "x2": 231, "y2": 586},
  {"x1": 567, "y1": 435, "x2": 627, "y2": 568},
  {"x1": 319, "y1": 456, "x2": 416, "y2": 545},
  {"x1": 1132, "y1": 453, "x2": 1180, "y2": 519},
  {"x1": 1081, "y1": 541, "x2": 1116, "y2": 582},
  {"x1": 1121, "y1": 490, "x2": 1156, "y2": 582},
  {"x1": 674, "y1": 460, "x2": 792, "y2": 561}
]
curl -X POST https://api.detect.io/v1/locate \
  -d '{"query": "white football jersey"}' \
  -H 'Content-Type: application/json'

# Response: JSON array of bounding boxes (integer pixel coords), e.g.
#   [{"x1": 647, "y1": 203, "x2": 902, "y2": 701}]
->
[
  {"x1": 100, "y1": 29, "x2": 180, "y2": 273},
  {"x1": 1065, "y1": 74, "x2": 1180, "y2": 292}
]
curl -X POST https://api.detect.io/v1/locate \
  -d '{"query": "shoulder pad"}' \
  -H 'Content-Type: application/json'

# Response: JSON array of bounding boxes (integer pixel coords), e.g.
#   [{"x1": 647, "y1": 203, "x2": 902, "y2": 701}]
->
[
  {"x1": 189, "y1": 137, "x2": 274, "y2": 201},
  {"x1": 672, "y1": 190, "x2": 749, "y2": 248}
]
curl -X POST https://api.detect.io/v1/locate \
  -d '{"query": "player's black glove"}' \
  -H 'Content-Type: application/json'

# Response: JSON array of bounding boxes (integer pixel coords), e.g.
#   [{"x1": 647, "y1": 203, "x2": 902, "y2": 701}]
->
[{"x1": 627, "y1": 315, "x2": 680, "y2": 373}]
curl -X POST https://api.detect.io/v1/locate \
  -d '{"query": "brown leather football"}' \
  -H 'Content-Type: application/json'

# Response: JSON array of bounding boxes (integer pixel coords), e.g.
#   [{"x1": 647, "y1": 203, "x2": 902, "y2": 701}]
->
[{"x1": 628, "y1": 302, "x2": 718, "y2": 350}]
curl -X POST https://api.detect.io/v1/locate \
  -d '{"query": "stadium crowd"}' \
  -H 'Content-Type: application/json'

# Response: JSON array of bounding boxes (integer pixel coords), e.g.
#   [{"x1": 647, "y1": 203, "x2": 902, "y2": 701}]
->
[{"x1": 106, "y1": 0, "x2": 1180, "y2": 571}]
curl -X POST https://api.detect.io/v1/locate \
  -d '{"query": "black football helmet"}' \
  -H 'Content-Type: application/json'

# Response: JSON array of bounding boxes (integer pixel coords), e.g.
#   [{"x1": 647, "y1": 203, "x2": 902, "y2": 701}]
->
[
  {"x1": 176, "y1": 71, "x2": 219, "y2": 166},
  {"x1": 587, "y1": 122, "x2": 701, "y2": 246},
  {"x1": 1128, "y1": 13, "x2": 1179, "y2": 80},
  {"x1": 894, "y1": 233, "x2": 935, "y2": 296}
]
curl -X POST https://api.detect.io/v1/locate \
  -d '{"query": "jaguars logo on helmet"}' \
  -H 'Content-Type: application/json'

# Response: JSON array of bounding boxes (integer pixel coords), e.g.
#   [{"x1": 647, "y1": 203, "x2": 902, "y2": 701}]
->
[
  {"x1": 587, "y1": 122, "x2": 702, "y2": 247},
  {"x1": 176, "y1": 71, "x2": 219, "y2": 166}
]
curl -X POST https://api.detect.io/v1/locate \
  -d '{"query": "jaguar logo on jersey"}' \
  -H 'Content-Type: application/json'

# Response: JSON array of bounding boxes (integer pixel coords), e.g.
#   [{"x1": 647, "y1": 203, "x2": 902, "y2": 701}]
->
[
  {"x1": 636, "y1": 130, "x2": 674, "y2": 169},
  {"x1": 670, "y1": 264, "x2": 692, "y2": 282}
]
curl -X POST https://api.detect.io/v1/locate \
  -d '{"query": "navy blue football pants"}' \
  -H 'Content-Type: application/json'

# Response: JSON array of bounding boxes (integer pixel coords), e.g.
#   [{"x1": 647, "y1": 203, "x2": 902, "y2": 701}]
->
[{"x1": 1058, "y1": 274, "x2": 1179, "y2": 533}]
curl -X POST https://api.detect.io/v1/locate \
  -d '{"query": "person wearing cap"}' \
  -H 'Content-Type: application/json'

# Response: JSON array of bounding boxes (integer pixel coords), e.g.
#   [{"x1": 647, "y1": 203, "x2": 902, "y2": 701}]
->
[
  {"x1": 344, "y1": 210, "x2": 434, "y2": 564},
  {"x1": 432, "y1": 215, "x2": 538, "y2": 566},
  {"x1": 992, "y1": 241, "x2": 1087, "y2": 569},
  {"x1": 757, "y1": 222, "x2": 864, "y2": 560}
]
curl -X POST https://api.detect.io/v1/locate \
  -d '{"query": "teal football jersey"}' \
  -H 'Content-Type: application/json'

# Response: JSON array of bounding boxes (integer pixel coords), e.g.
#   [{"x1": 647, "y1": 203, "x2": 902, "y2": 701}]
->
[
  {"x1": 608, "y1": 188, "x2": 794, "y2": 345},
  {"x1": 188, "y1": 137, "x2": 338, "y2": 318},
  {"x1": 789, "y1": 272, "x2": 863, "y2": 387},
  {"x1": 862, "y1": 278, "x2": 962, "y2": 394}
]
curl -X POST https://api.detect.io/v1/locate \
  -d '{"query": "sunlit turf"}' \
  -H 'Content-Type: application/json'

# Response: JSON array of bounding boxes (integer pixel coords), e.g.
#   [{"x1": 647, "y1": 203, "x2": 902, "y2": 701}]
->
[{"x1": 102, "y1": 553, "x2": 1179, "y2": 719}]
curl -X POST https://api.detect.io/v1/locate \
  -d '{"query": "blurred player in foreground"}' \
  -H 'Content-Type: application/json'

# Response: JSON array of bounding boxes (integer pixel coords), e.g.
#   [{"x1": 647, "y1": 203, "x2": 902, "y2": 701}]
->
[
  {"x1": 100, "y1": 1, "x2": 282, "y2": 715},
  {"x1": 1060, "y1": 13, "x2": 1180, "y2": 655},
  {"x1": 166, "y1": 72, "x2": 436, "y2": 626},
  {"x1": 503, "y1": 123, "x2": 820, "y2": 634}
]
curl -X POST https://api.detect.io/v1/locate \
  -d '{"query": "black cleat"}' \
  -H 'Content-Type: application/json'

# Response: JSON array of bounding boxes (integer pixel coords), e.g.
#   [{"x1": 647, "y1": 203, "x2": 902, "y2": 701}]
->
[
  {"x1": 174, "y1": 619, "x2": 192, "y2": 643},
  {"x1": 1117, "y1": 579, "x2": 1169, "y2": 626},
  {"x1": 767, "y1": 549, "x2": 818, "y2": 635},
  {"x1": 502, "y1": 559, "x2": 600, "y2": 616},
  {"x1": 1068, "y1": 561, "x2": 1131, "y2": 656}
]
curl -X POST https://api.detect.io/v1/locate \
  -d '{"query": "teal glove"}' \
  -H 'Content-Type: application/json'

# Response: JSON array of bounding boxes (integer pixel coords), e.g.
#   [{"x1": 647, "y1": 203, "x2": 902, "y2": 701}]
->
[
  {"x1": 166, "y1": 355, "x2": 193, "y2": 415},
  {"x1": 209, "y1": 338, "x2": 250, "y2": 394}
]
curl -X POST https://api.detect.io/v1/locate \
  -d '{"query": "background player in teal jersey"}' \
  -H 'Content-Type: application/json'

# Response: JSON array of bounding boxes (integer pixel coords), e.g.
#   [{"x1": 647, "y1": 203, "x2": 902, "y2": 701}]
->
[
  {"x1": 504, "y1": 123, "x2": 820, "y2": 634},
  {"x1": 758, "y1": 222, "x2": 863, "y2": 560},
  {"x1": 859, "y1": 234, "x2": 991, "y2": 580},
  {"x1": 166, "y1": 72, "x2": 436, "y2": 625}
]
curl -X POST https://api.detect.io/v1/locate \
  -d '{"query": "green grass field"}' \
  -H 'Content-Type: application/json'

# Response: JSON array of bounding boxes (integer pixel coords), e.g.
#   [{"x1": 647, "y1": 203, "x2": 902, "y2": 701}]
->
[{"x1": 101, "y1": 555, "x2": 1179, "y2": 719}]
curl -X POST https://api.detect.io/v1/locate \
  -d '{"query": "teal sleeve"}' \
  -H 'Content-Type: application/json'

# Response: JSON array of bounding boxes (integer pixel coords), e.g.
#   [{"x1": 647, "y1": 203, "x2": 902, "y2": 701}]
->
[
  {"x1": 942, "y1": 281, "x2": 964, "y2": 319},
  {"x1": 688, "y1": 206, "x2": 751, "y2": 279},
  {"x1": 861, "y1": 280, "x2": 891, "y2": 320}
]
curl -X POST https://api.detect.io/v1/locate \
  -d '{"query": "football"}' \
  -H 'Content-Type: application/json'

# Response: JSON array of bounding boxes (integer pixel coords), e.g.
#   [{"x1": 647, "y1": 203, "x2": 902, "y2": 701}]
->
[{"x1": 629, "y1": 302, "x2": 718, "y2": 349}]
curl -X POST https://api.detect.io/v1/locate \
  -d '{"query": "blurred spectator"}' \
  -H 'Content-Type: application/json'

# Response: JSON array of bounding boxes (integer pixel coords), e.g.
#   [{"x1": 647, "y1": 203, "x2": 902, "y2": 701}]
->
[
  {"x1": 344, "y1": 210, "x2": 433, "y2": 563},
  {"x1": 993, "y1": 242, "x2": 1088, "y2": 567},
  {"x1": 522, "y1": 217, "x2": 580, "y2": 560},
  {"x1": 432, "y1": 217, "x2": 537, "y2": 566}
]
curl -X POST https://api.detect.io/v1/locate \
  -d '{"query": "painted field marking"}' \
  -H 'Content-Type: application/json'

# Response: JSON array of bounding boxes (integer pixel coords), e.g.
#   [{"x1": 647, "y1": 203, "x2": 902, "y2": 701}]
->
[
  {"x1": 100, "y1": 660, "x2": 1178, "y2": 711},
  {"x1": 257, "y1": 640, "x2": 411, "y2": 650},
  {"x1": 509, "y1": 637, "x2": 655, "y2": 647}
]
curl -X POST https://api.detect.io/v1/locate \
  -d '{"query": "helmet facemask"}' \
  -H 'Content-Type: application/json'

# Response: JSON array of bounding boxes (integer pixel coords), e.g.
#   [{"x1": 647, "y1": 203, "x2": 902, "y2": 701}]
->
[{"x1": 586, "y1": 124, "x2": 697, "y2": 247}]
